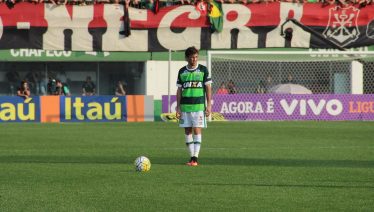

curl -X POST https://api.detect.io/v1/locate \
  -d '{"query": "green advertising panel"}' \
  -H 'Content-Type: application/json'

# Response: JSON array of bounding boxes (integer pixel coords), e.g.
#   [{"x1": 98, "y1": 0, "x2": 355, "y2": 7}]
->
[{"x1": 0, "y1": 49, "x2": 151, "y2": 62}]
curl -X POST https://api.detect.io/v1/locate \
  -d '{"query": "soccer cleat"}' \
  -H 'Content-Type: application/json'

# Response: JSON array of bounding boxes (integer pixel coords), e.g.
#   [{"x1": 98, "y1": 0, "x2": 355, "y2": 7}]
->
[
  {"x1": 186, "y1": 157, "x2": 198, "y2": 166},
  {"x1": 186, "y1": 160, "x2": 198, "y2": 166},
  {"x1": 190, "y1": 161, "x2": 198, "y2": 166},
  {"x1": 186, "y1": 160, "x2": 193, "y2": 166}
]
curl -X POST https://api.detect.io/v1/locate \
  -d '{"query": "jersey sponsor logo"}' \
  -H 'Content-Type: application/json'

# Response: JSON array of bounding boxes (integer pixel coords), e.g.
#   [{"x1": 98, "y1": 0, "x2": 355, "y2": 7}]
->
[
  {"x1": 181, "y1": 71, "x2": 203, "y2": 81},
  {"x1": 183, "y1": 81, "x2": 203, "y2": 88}
]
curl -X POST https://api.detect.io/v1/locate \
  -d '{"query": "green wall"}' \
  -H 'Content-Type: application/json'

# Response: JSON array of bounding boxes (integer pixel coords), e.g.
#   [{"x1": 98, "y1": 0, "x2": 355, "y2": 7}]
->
[{"x1": 2, "y1": 47, "x2": 374, "y2": 62}]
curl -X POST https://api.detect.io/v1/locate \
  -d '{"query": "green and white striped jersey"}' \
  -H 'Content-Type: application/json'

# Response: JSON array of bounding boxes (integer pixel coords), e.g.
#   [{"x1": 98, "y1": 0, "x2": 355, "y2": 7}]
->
[{"x1": 176, "y1": 64, "x2": 212, "y2": 112}]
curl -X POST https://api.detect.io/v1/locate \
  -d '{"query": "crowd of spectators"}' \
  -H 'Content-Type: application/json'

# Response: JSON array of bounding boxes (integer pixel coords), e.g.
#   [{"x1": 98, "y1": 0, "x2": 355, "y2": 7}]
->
[
  {"x1": 6, "y1": 69, "x2": 131, "y2": 98},
  {"x1": 1, "y1": 0, "x2": 372, "y2": 9},
  {"x1": 216, "y1": 80, "x2": 237, "y2": 94}
]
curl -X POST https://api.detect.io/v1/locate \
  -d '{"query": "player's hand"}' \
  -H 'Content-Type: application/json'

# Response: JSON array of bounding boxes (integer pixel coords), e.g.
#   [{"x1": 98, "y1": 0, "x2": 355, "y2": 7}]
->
[
  {"x1": 205, "y1": 105, "x2": 211, "y2": 117},
  {"x1": 176, "y1": 107, "x2": 181, "y2": 119}
]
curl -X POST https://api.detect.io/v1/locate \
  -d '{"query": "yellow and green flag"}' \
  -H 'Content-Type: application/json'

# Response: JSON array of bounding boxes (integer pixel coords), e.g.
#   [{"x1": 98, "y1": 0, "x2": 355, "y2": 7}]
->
[{"x1": 208, "y1": 0, "x2": 223, "y2": 33}]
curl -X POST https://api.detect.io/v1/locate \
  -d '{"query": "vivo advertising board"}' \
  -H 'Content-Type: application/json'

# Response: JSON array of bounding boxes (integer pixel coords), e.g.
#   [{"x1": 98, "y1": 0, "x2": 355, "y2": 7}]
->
[{"x1": 162, "y1": 94, "x2": 374, "y2": 121}]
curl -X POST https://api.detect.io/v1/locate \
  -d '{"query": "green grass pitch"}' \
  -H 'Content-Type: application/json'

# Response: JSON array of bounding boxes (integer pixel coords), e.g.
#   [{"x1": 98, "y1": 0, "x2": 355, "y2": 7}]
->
[{"x1": 0, "y1": 121, "x2": 374, "y2": 211}]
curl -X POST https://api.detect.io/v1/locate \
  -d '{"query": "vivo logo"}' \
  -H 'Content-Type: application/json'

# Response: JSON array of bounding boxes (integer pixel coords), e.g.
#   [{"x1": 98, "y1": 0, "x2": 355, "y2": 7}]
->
[{"x1": 280, "y1": 99, "x2": 343, "y2": 116}]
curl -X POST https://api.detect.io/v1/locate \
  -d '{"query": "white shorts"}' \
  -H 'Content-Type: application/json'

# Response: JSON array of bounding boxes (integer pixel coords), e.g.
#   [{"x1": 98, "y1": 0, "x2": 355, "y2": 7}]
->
[{"x1": 179, "y1": 111, "x2": 207, "y2": 128}]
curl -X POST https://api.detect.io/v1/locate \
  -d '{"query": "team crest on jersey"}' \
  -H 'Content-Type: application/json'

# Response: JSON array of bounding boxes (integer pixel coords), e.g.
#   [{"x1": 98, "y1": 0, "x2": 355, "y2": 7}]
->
[
  {"x1": 193, "y1": 72, "x2": 203, "y2": 81},
  {"x1": 323, "y1": 6, "x2": 360, "y2": 47}
]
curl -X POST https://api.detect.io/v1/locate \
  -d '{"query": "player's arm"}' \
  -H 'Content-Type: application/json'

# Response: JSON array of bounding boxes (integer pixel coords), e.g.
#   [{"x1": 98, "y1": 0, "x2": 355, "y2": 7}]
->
[
  {"x1": 203, "y1": 66, "x2": 212, "y2": 117},
  {"x1": 176, "y1": 87, "x2": 182, "y2": 119},
  {"x1": 82, "y1": 87, "x2": 86, "y2": 96},
  {"x1": 17, "y1": 89, "x2": 25, "y2": 97},
  {"x1": 25, "y1": 89, "x2": 30, "y2": 97},
  {"x1": 176, "y1": 69, "x2": 183, "y2": 119},
  {"x1": 205, "y1": 84, "x2": 212, "y2": 117}
]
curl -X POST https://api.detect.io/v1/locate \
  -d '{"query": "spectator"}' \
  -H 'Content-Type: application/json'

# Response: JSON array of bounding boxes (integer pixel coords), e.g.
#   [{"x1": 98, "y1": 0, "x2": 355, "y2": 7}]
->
[
  {"x1": 1, "y1": 0, "x2": 369, "y2": 7},
  {"x1": 6, "y1": 69, "x2": 20, "y2": 96},
  {"x1": 85, "y1": 0, "x2": 94, "y2": 4},
  {"x1": 5, "y1": 0, "x2": 16, "y2": 9},
  {"x1": 97, "y1": 0, "x2": 110, "y2": 3},
  {"x1": 216, "y1": 81, "x2": 228, "y2": 94},
  {"x1": 55, "y1": 0, "x2": 67, "y2": 5},
  {"x1": 47, "y1": 70, "x2": 57, "y2": 80},
  {"x1": 55, "y1": 79, "x2": 70, "y2": 96},
  {"x1": 282, "y1": 73, "x2": 296, "y2": 84},
  {"x1": 257, "y1": 74, "x2": 274, "y2": 93},
  {"x1": 17, "y1": 80, "x2": 31, "y2": 99},
  {"x1": 25, "y1": 70, "x2": 39, "y2": 95},
  {"x1": 47, "y1": 77, "x2": 57, "y2": 95},
  {"x1": 82, "y1": 76, "x2": 96, "y2": 96},
  {"x1": 195, "y1": 0, "x2": 208, "y2": 15},
  {"x1": 56, "y1": 70, "x2": 69, "y2": 85},
  {"x1": 115, "y1": 81, "x2": 126, "y2": 96},
  {"x1": 38, "y1": 71, "x2": 48, "y2": 95},
  {"x1": 28, "y1": 0, "x2": 41, "y2": 4},
  {"x1": 227, "y1": 79, "x2": 237, "y2": 94}
]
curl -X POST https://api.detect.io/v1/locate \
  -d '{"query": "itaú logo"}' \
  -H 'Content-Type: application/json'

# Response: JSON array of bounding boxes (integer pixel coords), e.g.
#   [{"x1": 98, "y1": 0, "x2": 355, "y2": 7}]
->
[
  {"x1": 0, "y1": 98, "x2": 36, "y2": 121},
  {"x1": 64, "y1": 97, "x2": 123, "y2": 121},
  {"x1": 280, "y1": 99, "x2": 343, "y2": 116}
]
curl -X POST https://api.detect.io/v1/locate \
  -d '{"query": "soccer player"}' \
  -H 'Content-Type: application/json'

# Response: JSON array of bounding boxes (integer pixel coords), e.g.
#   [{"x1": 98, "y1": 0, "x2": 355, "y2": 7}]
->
[{"x1": 176, "y1": 46, "x2": 212, "y2": 166}]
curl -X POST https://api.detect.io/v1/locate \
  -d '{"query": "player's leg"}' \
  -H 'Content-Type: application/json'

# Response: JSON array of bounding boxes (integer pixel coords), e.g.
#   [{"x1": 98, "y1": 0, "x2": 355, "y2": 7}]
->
[
  {"x1": 190, "y1": 111, "x2": 206, "y2": 166},
  {"x1": 179, "y1": 112, "x2": 195, "y2": 165},
  {"x1": 191, "y1": 127, "x2": 202, "y2": 166},
  {"x1": 184, "y1": 127, "x2": 195, "y2": 165}
]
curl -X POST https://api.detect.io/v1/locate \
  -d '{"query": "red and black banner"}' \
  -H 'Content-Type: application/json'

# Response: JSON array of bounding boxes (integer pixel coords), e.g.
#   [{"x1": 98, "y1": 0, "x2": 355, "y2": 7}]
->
[{"x1": 0, "y1": 2, "x2": 374, "y2": 51}]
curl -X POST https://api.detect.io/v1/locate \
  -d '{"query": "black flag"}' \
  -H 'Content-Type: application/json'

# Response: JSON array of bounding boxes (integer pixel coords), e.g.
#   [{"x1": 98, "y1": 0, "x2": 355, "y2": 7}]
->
[{"x1": 119, "y1": 0, "x2": 131, "y2": 37}]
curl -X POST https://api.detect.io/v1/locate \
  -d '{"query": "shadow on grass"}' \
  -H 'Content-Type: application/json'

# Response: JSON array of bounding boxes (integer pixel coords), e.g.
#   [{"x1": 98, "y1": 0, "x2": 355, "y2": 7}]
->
[{"x1": 0, "y1": 155, "x2": 373, "y2": 168}]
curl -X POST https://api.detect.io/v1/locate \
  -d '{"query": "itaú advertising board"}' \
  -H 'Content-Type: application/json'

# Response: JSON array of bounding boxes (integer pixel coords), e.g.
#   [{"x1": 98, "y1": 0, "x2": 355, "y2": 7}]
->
[
  {"x1": 0, "y1": 96, "x2": 153, "y2": 123},
  {"x1": 162, "y1": 94, "x2": 374, "y2": 121}
]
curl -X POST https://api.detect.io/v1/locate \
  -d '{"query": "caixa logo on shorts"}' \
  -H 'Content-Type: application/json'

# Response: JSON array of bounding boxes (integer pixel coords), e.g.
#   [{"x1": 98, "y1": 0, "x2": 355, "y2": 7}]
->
[{"x1": 323, "y1": 6, "x2": 360, "y2": 47}]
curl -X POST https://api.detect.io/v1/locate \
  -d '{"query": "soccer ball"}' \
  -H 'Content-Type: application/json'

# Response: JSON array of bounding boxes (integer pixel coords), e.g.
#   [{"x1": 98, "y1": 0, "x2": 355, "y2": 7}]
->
[{"x1": 134, "y1": 156, "x2": 151, "y2": 172}]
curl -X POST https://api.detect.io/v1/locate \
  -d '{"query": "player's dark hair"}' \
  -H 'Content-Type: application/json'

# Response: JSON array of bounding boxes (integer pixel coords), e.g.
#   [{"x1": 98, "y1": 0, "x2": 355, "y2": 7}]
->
[{"x1": 185, "y1": 46, "x2": 199, "y2": 58}]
